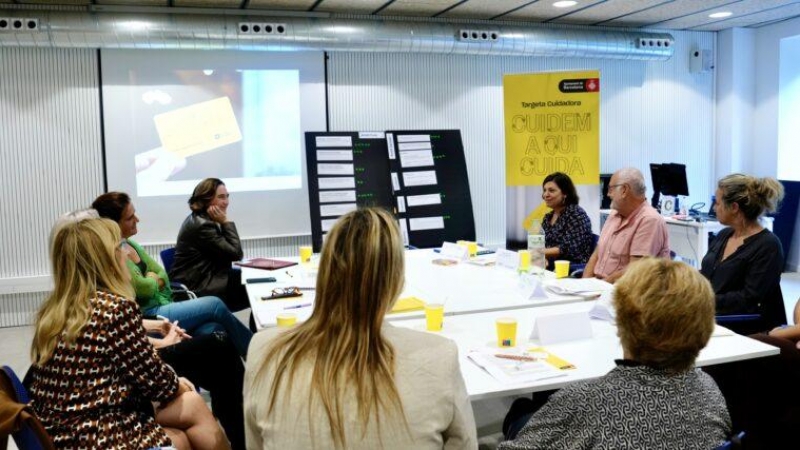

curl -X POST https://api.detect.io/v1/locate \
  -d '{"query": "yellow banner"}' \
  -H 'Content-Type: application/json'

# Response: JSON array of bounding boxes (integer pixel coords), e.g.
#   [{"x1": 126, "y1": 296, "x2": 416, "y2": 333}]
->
[{"x1": 504, "y1": 71, "x2": 600, "y2": 186}]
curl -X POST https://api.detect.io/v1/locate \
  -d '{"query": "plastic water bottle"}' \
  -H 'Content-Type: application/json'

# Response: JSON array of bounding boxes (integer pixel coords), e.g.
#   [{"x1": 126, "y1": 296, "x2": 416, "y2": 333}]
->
[{"x1": 526, "y1": 219, "x2": 547, "y2": 274}]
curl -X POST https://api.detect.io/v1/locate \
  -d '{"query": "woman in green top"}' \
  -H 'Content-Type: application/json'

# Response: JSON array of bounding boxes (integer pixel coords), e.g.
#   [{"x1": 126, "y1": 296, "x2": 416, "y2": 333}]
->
[{"x1": 93, "y1": 192, "x2": 252, "y2": 357}]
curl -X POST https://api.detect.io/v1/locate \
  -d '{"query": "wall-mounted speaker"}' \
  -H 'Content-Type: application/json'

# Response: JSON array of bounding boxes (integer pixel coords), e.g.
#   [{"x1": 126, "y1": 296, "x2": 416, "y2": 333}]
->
[
  {"x1": 636, "y1": 37, "x2": 671, "y2": 48},
  {"x1": 690, "y1": 48, "x2": 714, "y2": 73},
  {"x1": 238, "y1": 22, "x2": 287, "y2": 36}
]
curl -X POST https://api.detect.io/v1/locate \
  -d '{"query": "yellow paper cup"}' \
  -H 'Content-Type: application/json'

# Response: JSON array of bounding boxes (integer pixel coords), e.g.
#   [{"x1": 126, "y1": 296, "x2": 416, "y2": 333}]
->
[
  {"x1": 496, "y1": 317, "x2": 518, "y2": 347},
  {"x1": 467, "y1": 241, "x2": 478, "y2": 257},
  {"x1": 554, "y1": 260, "x2": 570, "y2": 279},
  {"x1": 425, "y1": 303, "x2": 444, "y2": 332},
  {"x1": 276, "y1": 313, "x2": 297, "y2": 328},
  {"x1": 518, "y1": 250, "x2": 530, "y2": 271},
  {"x1": 299, "y1": 245, "x2": 313, "y2": 263}
]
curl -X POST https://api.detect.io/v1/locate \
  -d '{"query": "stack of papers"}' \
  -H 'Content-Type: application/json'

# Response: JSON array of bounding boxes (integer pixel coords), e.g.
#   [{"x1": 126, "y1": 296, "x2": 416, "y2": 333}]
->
[
  {"x1": 543, "y1": 278, "x2": 612, "y2": 299},
  {"x1": 467, "y1": 347, "x2": 575, "y2": 384}
]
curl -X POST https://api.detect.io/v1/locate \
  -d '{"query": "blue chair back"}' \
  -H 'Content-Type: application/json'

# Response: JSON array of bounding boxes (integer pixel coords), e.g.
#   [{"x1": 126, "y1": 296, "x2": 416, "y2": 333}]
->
[
  {"x1": 0, "y1": 366, "x2": 55, "y2": 450},
  {"x1": 715, "y1": 431, "x2": 745, "y2": 450},
  {"x1": 160, "y1": 247, "x2": 177, "y2": 274}
]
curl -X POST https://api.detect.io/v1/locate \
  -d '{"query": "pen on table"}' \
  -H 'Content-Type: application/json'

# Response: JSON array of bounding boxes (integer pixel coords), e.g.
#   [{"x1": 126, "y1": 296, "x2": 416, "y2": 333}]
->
[
  {"x1": 283, "y1": 303, "x2": 312, "y2": 310},
  {"x1": 494, "y1": 353, "x2": 537, "y2": 362},
  {"x1": 285, "y1": 270, "x2": 294, "y2": 278}
]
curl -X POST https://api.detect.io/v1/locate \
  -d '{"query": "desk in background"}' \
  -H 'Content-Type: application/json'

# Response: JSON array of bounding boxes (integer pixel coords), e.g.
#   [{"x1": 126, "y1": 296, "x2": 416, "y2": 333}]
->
[{"x1": 599, "y1": 210, "x2": 773, "y2": 268}]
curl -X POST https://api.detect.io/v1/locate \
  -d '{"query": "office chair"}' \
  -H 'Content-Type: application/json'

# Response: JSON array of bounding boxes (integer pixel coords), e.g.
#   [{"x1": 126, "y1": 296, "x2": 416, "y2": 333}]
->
[
  {"x1": 0, "y1": 366, "x2": 55, "y2": 450},
  {"x1": 715, "y1": 314, "x2": 763, "y2": 335},
  {"x1": 159, "y1": 247, "x2": 197, "y2": 300},
  {"x1": 715, "y1": 431, "x2": 745, "y2": 450},
  {"x1": 570, "y1": 234, "x2": 599, "y2": 278}
]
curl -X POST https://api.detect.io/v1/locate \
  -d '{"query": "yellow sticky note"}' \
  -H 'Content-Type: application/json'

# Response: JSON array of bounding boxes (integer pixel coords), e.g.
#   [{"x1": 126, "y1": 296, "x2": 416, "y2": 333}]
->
[
  {"x1": 154, "y1": 96, "x2": 242, "y2": 158},
  {"x1": 390, "y1": 297, "x2": 425, "y2": 313},
  {"x1": 527, "y1": 346, "x2": 576, "y2": 370}
]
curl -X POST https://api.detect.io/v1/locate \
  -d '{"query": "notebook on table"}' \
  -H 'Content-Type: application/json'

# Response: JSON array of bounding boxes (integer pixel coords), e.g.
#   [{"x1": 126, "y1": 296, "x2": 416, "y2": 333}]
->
[{"x1": 236, "y1": 258, "x2": 297, "y2": 271}]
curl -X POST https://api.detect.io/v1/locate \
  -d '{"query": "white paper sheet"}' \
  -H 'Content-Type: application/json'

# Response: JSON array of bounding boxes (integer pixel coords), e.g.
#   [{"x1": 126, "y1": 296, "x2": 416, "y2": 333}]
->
[
  {"x1": 317, "y1": 163, "x2": 354, "y2": 175},
  {"x1": 406, "y1": 193, "x2": 442, "y2": 207},
  {"x1": 319, "y1": 203, "x2": 357, "y2": 218},
  {"x1": 400, "y1": 150, "x2": 435, "y2": 168},
  {"x1": 359, "y1": 131, "x2": 385, "y2": 139},
  {"x1": 386, "y1": 133, "x2": 396, "y2": 160},
  {"x1": 397, "y1": 196, "x2": 406, "y2": 213},
  {"x1": 321, "y1": 218, "x2": 338, "y2": 232},
  {"x1": 316, "y1": 150, "x2": 353, "y2": 161},
  {"x1": 397, "y1": 134, "x2": 431, "y2": 143},
  {"x1": 391, "y1": 172, "x2": 400, "y2": 191},
  {"x1": 318, "y1": 177, "x2": 355, "y2": 189},
  {"x1": 398, "y1": 141, "x2": 432, "y2": 151},
  {"x1": 403, "y1": 171, "x2": 438, "y2": 187},
  {"x1": 315, "y1": 136, "x2": 352, "y2": 147},
  {"x1": 409, "y1": 216, "x2": 444, "y2": 231},
  {"x1": 319, "y1": 190, "x2": 356, "y2": 203},
  {"x1": 400, "y1": 219, "x2": 409, "y2": 245}
]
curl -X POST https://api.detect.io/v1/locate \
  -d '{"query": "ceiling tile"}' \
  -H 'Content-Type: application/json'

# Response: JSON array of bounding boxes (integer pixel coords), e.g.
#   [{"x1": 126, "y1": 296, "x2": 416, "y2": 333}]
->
[
  {"x1": 95, "y1": 0, "x2": 169, "y2": 5},
  {"x1": 377, "y1": 0, "x2": 463, "y2": 17},
  {"x1": 439, "y1": 0, "x2": 532, "y2": 20},
  {"x1": 652, "y1": 0, "x2": 800, "y2": 30},
  {"x1": 603, "y1": 0, "x2": 739, "y2": 27},
  {"x1": 314, "y1": 0, "x2": 390, "y2": 15},
  {"x1": 247, "y1": 0, "x2": 318, "y2": 10},
  {"x1": 549, "y1": 0, "x2": 670, "y2": 26},
  {"x1": 499, "y1": 0, "x2": 606, "y2": 22},
  {"x1": 692, "y1": 2, "x2": 800, "y2": 30},
  {"x1": 17, "y1": 0, "x2": 91, "y2": 4},
  {"x1": 173, "y1": 0, "x2": 242, "y2": 7}
]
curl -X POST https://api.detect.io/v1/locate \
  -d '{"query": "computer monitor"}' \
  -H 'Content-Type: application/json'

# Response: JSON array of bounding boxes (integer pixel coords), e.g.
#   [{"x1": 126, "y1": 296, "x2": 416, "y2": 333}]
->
[
  {"x1": 650, "y1": 163, "x2": 689, "y2": 209},
  {"x1": 600, "y1": 173, "x2": 613, "y2": 209}
]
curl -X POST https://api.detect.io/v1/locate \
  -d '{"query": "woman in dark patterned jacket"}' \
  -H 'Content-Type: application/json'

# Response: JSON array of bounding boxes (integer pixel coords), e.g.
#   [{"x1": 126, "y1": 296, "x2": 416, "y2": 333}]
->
[
  {"x1": 28, "y1": 210, "x2": 229, "y2": 450},
  {"x1": 540, "y1": 172, "x2": 594, "y2": 270},
  {"x1": 499, "y1": 258, "x2": 731, "y2": 450}
]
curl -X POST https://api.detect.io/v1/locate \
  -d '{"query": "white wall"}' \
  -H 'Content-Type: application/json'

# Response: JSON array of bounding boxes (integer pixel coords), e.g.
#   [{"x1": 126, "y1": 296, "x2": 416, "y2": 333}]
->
[
  {"x1": 0, "y1": 27, "x2": 717, "y2": 326},
  {"x1": 716, "y1": 28, "x2": 754, "y2": 180}
]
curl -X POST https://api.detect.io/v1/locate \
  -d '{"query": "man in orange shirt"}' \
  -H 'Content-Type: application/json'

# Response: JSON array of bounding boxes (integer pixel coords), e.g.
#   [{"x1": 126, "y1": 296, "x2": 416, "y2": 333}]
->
[{"x1": 584, "y1": 167, "x2": 670, "y2": 283}]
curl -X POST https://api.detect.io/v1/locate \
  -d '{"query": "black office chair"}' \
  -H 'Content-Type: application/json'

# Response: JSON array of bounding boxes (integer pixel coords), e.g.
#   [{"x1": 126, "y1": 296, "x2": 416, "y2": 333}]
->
[
  {"x1": 715, "y1": 431, "x2": 745, "y2": 450},
  {"x1": 159, "y1": 247, "x2": 196, "y2": 300}
]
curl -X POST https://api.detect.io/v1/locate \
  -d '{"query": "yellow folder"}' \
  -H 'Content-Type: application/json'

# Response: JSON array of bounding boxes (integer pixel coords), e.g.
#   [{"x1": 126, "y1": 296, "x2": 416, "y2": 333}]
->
[{"x1": 390, "y1": 296, "x2": 425, "y2": 313}]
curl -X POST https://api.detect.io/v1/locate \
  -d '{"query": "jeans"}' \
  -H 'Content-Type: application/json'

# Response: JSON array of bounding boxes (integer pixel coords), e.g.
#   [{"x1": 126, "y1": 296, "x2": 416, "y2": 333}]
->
[{"x1": 145, "y1": 296, "x2": 252, "y2": 357}]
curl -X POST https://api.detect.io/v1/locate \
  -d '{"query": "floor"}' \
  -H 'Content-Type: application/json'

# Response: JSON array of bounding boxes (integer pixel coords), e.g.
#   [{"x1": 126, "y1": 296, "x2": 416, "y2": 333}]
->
[{"x1": 3, "y1": 273, "x2": 800, "y2": 449}]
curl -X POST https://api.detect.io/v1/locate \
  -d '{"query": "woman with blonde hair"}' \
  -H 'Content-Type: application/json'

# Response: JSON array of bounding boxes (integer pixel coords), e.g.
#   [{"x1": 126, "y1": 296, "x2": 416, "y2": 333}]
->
[
  {"x1": 700, "y1": 173, "x2": 786, "y2": 333},
  {"x1": 28, "y1": 210, "x2": 230, "y2": 450},
  {"x1": 499, "y1": 258, "x2": 731, "y2": 450},
  {"x1": 244, "y1": 207, "x2": 477, "y2": 449}
]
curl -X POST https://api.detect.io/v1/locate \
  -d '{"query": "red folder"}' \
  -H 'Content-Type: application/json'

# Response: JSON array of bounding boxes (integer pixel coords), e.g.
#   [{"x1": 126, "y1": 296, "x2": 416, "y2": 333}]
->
[{"x1": 236, "y1": 258, "x2": 297, "y2": 271}]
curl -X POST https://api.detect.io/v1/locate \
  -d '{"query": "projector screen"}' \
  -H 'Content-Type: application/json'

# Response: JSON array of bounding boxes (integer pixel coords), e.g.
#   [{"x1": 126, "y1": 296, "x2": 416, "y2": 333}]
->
[
  {"x1": 778, "y1": 35, "x2": 800, "y2": 180},
  {"x1": 101, "y1": 49, "x2": 326, "y2": 244}
]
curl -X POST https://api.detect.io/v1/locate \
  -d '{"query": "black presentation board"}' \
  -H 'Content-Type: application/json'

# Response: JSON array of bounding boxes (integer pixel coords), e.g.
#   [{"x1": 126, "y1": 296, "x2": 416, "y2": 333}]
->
[
  {"x1": 304, "y1": 130, "x2": 475, "y2": 251},
  {"x1": 305, "y1": 132, "x2": 394, "y2": 252},
  {"x1": 387, "y1": 130, "x2": 476, "y2": 248}
]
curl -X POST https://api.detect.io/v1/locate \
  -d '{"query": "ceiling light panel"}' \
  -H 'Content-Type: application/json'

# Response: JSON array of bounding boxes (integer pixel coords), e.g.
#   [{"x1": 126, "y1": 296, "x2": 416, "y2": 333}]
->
[
  {"x1": 653, "y1": 0, "x2": 798, "y2": 30},
  {"x1": 603, "y1": 0, "x2": 732, "y2": 27},
  {"x1": 314, "y1": 0, "x2": 392, "y2": 14},
  {"x1": 247, "y1": 0, "x2": 319, "y2": 9},
  {"x1": 439, "y1": 0, "x2": 532, "y2": 20},
  {"x1": 693, "y1": 2, "x2": 800, "y2": 31},
  {"x1": 377, "y1": 0, "x2": 464, "y2": 17},
  {"x1": 499, "y1": 0, "x2": 605, "y2": 22},
  {"x1": 548, "y1": 0, "x2": 667, "y2": 25}
]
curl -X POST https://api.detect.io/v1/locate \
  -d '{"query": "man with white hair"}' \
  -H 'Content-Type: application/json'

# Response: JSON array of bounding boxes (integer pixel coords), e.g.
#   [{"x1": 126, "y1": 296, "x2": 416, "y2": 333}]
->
[{"x1": 583, "y1": 167, "x2": 670, "y2": 283}]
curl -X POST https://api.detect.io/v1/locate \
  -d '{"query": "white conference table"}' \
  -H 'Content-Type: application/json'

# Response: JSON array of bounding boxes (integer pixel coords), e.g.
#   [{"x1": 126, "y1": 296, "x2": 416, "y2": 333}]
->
[
  {"x1": 242, "y1": 249, "x2": 606, "y2": 329},
  {"x1": 391, "y1": 301, "x2": 780, "y2": 400}
]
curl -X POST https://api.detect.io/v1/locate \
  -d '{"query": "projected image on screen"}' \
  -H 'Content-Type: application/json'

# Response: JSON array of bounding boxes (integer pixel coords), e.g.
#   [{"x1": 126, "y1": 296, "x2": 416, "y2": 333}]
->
[
  {"x1": 133, "y1": 69, "x2": 302, "y2": 197},
  {"x1": 101, "y1": 49, "x2": 326, "y2": 243}
]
